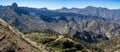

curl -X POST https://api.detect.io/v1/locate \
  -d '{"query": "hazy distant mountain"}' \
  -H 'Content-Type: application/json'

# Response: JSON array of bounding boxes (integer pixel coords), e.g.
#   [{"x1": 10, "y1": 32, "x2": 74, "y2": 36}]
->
[
  {"x1": 0, "y1": 3, "x2": 120, "y2": 43},
  {"x1": 56, "y1": 6, "x2": 120, "y2": 24},
  {"x1": 0, "y1": 5, "x2": 5, "y2": 9}
]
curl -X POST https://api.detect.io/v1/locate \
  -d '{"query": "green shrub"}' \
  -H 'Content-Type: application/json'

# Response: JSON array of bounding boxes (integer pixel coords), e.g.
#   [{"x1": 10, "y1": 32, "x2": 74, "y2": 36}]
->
[
  {"x1": 6, "y1": 43, "x2": 17, "y2": 52},
  {"x1": 49, "y1": 41, "x2": 63, "y2": 49},
  {"x1": 38, "y1": 38, "x2": 54, "y2": 44}
]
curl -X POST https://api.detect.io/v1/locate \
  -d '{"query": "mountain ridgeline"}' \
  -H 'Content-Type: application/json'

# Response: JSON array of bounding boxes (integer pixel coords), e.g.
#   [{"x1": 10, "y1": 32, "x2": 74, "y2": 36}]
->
[{"x1": 0, "y1": 3, "x2": 120, "y2": 44}]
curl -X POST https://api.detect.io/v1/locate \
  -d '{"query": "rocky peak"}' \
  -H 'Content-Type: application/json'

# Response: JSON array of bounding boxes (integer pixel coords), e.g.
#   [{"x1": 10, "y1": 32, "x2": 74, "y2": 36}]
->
[{"x1": 12, "y1": 2, "x2": 18, "y2": 8}]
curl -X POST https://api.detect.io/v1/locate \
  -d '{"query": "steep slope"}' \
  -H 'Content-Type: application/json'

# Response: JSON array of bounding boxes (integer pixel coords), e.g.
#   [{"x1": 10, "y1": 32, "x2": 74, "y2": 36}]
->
[{"x1": 0, "y1": 18, "x2": 49, "y2": 52}]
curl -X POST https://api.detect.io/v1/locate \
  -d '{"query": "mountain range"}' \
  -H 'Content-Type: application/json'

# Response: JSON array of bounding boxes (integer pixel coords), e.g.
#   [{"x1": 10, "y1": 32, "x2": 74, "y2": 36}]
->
[
  {"x1": 0, "y1": 3, "x2": 120, "y2": 43},
  {"x1": 0, "y1": 3, "x2": 120, "y2": 52}
]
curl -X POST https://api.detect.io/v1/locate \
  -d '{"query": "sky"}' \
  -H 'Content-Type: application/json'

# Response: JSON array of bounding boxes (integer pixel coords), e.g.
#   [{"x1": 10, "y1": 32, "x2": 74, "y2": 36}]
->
[{"x1": 0, "y1": 0, "x2": 120, "y2": 10}]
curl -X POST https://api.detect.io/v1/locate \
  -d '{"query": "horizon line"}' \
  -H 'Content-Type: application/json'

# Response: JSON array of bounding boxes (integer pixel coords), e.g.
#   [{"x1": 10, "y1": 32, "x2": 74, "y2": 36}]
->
[{"x1": 0, "y1": 3, "x2": 120, "y2": 10}]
